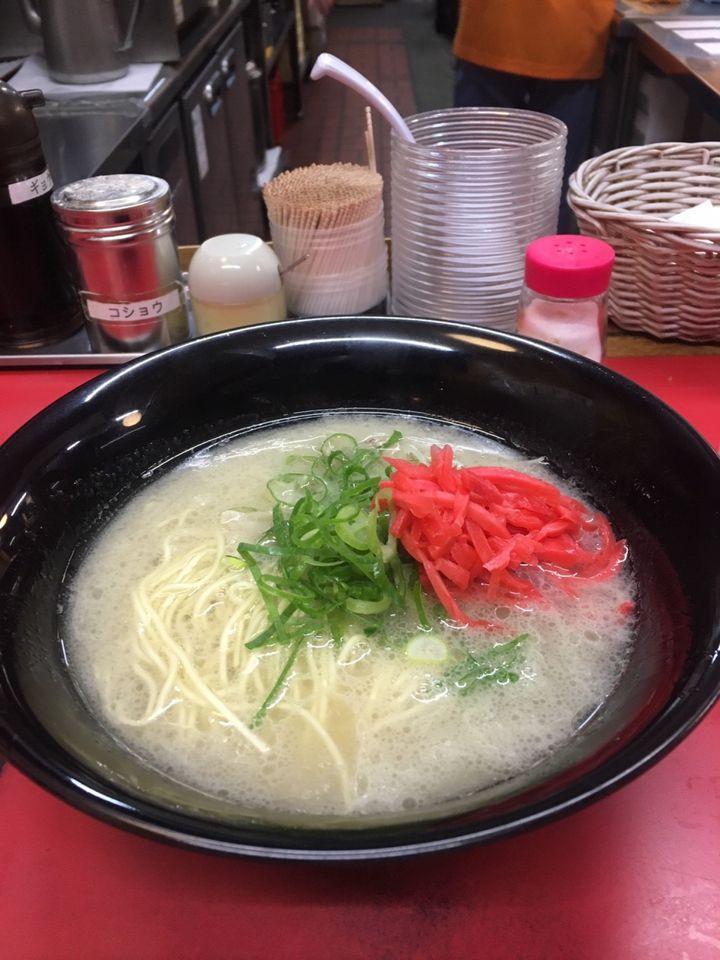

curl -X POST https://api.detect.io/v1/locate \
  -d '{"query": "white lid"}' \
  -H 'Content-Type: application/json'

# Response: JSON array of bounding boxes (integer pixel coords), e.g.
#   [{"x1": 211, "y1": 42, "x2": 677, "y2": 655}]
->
[{"x1": 187, "y1": 234, "x2": 283, "y2": 304}]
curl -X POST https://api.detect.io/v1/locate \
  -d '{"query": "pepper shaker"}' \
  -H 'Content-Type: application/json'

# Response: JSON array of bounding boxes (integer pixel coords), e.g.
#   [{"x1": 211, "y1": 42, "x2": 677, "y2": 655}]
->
[{"x1": 52, "y1": 174, "x2": 189, "y2": 354}]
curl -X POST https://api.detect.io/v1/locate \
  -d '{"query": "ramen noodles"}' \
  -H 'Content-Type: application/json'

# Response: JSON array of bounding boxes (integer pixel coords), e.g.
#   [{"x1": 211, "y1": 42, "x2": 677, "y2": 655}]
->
[{"x1": 65, "y1": 416, "x2": 634, "y2": 816}]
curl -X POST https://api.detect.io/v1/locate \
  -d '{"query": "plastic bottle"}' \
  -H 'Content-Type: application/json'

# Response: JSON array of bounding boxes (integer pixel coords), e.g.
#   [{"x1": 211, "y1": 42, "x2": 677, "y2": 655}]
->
[
  {"x1": 0, "y1": 81, "x2": 82, "y2": 348},
  {"x1": 517, "y1": 235, "x2": 615, "y2": 362}
]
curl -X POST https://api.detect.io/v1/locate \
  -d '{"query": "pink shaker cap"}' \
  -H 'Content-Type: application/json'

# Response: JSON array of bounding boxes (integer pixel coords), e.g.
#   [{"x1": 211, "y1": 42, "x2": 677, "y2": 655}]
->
[{"x1": 524, "y1": 235, "x2": 615, "y2": 299}]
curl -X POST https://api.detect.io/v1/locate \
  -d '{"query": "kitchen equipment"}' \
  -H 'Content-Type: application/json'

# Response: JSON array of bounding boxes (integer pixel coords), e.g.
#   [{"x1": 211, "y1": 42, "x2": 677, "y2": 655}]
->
[
  {"x1": 9, "y1": 55, "x2": 162, "y2": 98},
  {"x1": 180, "y1": 20, "x2": 264, "y2": 240},
  {"x1": 20, "y1": 0, "x2": 141, "y2": 84},
  {"x1": 51, "y1": 173, "x2": 189, "y2": 352},
  {"x1": 217, "y1": 26, "x2": 265, "y2": 240},
  {"x1": 390, "y1": 108, "x2": 566, "y2": 331},
  {"x1": 142, "y1": 103, "x2": 200, "y2": 246},
  {"x1": 0, "y1": 318, "x2": 718, "y2": 859},
  {"x1": 188, "y1": 233, "x2": 286, "y2": 332},
  {"x1": 175, "y1": 0, "x2": 216, "y2": 27},
  {"x1": 0, "y1": 81, "x2": 82, "y2": 348},
  {"x1": 246, "y1": 60, "x2": 269, "y2": 169},
  {"x1": 2, "y1": 0, "x2": 178, "y2": 64}
]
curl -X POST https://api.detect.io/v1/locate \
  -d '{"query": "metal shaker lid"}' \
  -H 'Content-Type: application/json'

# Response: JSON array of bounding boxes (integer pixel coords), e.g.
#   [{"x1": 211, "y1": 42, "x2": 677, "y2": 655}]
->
[{"x1": 51, "y1": 174, "x2": 172, "y2": 234}]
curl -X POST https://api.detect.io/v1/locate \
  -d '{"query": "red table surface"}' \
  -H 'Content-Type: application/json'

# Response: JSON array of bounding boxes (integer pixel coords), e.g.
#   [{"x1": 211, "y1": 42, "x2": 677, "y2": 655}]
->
[{"x1": 0, "y1": 357, "x2": 719, "y2": 960}]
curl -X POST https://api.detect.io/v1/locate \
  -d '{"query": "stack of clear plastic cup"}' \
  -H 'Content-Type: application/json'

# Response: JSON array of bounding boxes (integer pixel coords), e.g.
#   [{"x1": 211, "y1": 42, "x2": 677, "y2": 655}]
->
[
  {"x1": 390, "y1": 108, "x2": 567, "y2": 331},
  {"x1": 269, "y1": 207, "x2": 388, "y2": 317}
]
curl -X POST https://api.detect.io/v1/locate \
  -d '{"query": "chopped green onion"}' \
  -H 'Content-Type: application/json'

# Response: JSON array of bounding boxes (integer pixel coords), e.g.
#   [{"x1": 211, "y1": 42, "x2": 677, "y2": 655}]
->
[
  {"x1": 406, "y1": 633, "x2": 449, "y2": 664},
  {"x1": 238, "y1": 429, "x2": 415, "y2": 724},
  {"x1": 444, "y1": 634, "x2": 528, "y2": 695},
  {"x1": 411, "y1": 574, "x2": 431, "y2": 630},
  {"x1": 346, "y1": 596, "x2": 392, "y2": 615},
  {"x1": 251, "y1": 635, "x2": 305, "y2": 727}
]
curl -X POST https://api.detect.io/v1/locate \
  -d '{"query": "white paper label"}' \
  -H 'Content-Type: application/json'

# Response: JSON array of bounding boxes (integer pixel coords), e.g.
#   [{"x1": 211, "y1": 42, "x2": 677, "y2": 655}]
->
[
  {"x1": 85, "y1": 289, "x2": 182, "y2": 322},
  {"x1": 191, "y1": 104, "x2": 210, "y2": 181},
  {"x1": 8, "y1": 169, "x2": 53, "y2": 205}
]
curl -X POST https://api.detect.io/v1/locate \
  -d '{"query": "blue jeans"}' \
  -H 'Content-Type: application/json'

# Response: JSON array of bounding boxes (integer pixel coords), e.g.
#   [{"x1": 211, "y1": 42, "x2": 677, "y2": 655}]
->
[{"x1": 454, "y1": 60, "x2": 600, "y2": 231}]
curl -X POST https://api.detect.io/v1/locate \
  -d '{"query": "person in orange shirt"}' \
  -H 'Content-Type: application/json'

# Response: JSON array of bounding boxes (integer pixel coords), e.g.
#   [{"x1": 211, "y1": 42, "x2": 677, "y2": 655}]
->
[{"x1": 453, "y1": 0, "x2": 616, "y2": 227}]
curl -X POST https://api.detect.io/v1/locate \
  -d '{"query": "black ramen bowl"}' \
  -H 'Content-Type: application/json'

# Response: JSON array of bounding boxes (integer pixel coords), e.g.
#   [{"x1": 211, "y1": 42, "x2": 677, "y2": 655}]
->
[{"x1": 1, "y1": 317, "x2": 719, "y2": 860}]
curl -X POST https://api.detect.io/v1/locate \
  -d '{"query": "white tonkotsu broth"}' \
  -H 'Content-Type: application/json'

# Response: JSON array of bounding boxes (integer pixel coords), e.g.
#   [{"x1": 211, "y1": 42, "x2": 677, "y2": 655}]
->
[{"x1": 66, "y1": 415, "x2": 634, "y2": 816}]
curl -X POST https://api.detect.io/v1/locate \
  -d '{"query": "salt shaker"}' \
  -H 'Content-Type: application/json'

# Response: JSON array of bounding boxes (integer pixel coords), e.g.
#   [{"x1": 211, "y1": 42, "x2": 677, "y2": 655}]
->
[
  {"x1": 52, "y1": 174, "x2": 189, "y2": 353},
  {"x1": 517, "y1": 235, "x2": 615, "y2": 362}
]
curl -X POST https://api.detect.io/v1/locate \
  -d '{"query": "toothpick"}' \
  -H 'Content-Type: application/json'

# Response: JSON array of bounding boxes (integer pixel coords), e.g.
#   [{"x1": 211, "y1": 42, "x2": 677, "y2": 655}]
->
[{"x1": 365, "y1": 107, "x2": 376, "y2": 175}]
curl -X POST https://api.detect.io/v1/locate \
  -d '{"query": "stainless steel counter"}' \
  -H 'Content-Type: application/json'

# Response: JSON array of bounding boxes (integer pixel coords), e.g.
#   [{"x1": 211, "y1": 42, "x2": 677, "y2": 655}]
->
[
  {"x1": 614, "y1": 1, "x2": 720, "y2": 108},
  {"x1": 35, "y1": 99, "x2": 149, "y2": 185},
  {"x1": 21, "y1": 1, "x2": 720, "y2": 189},
  {"x1": 139, "y1": 0, "x2": 250, "y2": 121},
  {"x1": 23, "y1": 0, "x2": 248, "y2": 187},
  {"x1": 615, "y1": 0, "x2": 716, "y2": 30},
  {"x1": 595, "y1": 1, "x2": 720, "y2": 150},
  {"x1": 633, "y1": 18, "x2": 720, "y2": 106}
]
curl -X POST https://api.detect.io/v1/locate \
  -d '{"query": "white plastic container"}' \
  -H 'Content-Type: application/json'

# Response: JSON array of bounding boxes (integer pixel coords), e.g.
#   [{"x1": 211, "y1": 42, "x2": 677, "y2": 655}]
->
[
  {"x1": 269, "y1": 208, "x2": 388, "y2": 316},
  {"x1": 188, "y1": 234, "x2": 286, "y2": 334}
]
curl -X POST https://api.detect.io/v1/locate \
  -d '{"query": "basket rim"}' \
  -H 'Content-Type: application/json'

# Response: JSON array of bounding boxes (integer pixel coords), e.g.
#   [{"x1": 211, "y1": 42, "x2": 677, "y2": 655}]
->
[{"x1": 568, "y1": 141, "x2": 720, "y2": 238}]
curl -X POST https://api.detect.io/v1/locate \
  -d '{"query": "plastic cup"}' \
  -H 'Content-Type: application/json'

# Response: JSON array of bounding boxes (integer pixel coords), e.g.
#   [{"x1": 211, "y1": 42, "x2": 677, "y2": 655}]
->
[{"x1": 390, "y1": 108, "x2": 567, "y2": 330}]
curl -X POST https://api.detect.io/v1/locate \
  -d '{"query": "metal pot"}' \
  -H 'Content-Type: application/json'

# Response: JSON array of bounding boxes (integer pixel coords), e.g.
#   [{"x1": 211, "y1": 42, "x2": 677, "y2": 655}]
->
[{"x1": 20, "y1": 0, "x2": 141, "y2": 84}]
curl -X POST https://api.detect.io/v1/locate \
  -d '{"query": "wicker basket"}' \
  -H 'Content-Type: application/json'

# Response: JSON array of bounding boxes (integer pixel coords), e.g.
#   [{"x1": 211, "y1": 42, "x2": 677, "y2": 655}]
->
[{"x1": 568, "y1": 142, "x2": 720, "y2": 342}]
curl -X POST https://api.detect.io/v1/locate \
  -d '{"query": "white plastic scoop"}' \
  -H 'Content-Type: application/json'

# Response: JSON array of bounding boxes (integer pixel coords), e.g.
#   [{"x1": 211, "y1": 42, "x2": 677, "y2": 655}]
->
[{"x1": 310, "y1": 53, "x2": 415, "y2": 143}]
